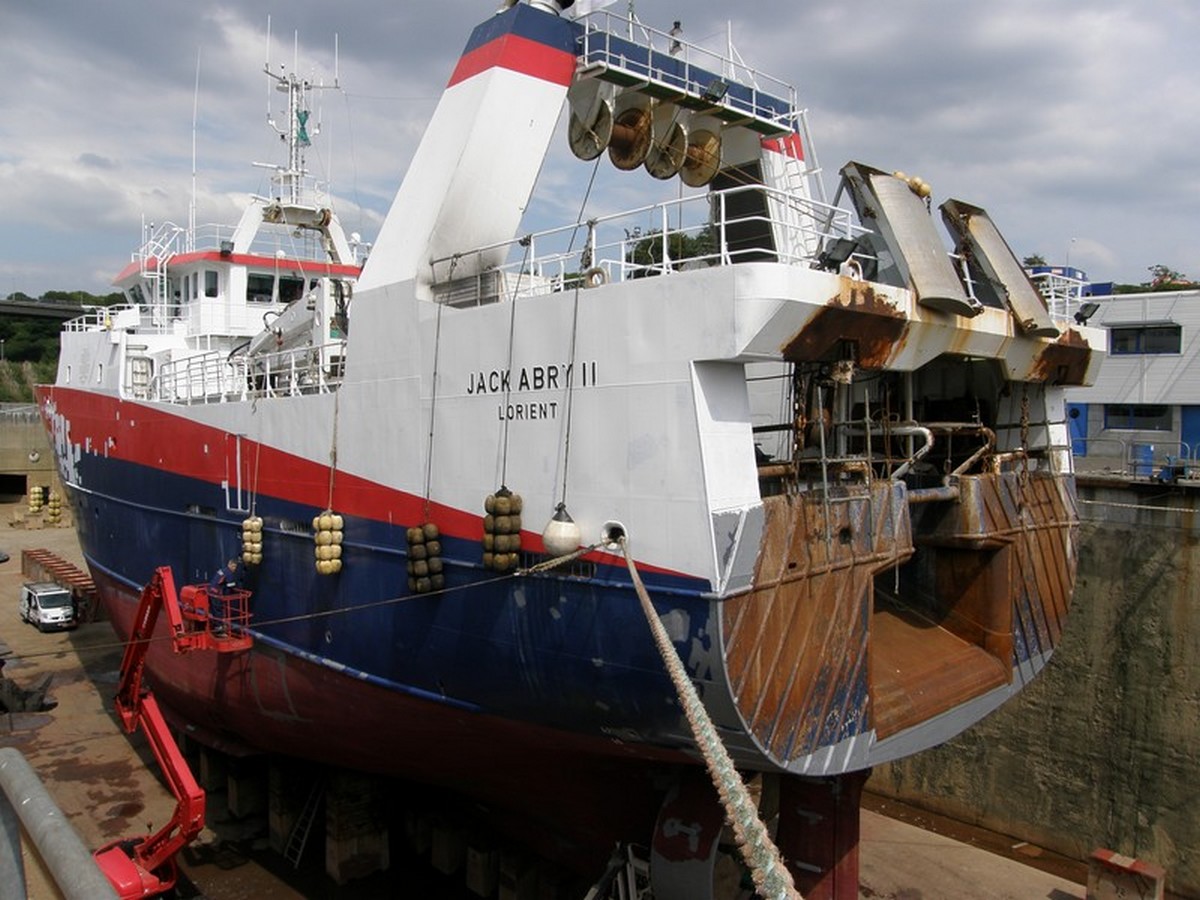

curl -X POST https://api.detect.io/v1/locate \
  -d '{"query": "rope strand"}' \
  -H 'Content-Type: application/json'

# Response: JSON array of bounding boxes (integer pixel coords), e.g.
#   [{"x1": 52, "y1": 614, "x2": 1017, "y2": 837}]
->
[
  {"x1": 422, "y1": 300, "x2": 445, "y2": 521},
  {"x1": 619, "y1": 536, "x2": 802, "y2": 900}
]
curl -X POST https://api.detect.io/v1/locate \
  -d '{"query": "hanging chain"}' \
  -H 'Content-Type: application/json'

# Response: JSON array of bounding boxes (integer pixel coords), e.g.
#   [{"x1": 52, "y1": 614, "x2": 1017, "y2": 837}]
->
[
  {"x1": 1019, "y1": 384, "x2": 1031, "y2": 499},
  {"x1": 790, "y1": 366, "x2": 805, "y2": 473},
  {"x1": 499, "y1": 242, "x2": 532, "y2": 486}
]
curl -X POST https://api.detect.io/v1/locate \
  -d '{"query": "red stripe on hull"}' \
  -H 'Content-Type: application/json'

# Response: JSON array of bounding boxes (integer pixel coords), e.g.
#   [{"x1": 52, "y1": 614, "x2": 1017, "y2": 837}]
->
[
  {"x1": 38, "y1": 385, "x2": 688, "y2": 577},
  {"x1": 42, "y1": 384, "x2": 478, "y2": 539}
]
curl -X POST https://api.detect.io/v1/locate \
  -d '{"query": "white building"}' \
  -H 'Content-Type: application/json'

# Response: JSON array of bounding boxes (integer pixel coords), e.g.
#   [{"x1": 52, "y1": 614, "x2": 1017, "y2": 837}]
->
[{"x1": 1056, "y1": 279, "x2": 1200, "y2": 476}]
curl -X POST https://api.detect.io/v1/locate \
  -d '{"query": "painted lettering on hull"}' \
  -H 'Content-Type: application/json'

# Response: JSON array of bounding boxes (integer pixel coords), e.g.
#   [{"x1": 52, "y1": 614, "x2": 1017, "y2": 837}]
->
[
  {"x1": 465, "y1": 361, "x2": 598, "y2": 396},
  {"x1": 465, "y1": 361, "x2": 598, "y2": 422},
  {"x1": 498, "y1": 402, "x2": 559, "y2": 421}
]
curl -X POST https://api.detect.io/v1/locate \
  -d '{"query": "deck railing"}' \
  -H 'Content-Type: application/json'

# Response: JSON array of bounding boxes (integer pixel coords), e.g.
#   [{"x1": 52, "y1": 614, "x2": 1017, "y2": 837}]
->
[
  {"x1": 1072, "y1": 436, "x2": 1196, "y2": 481},
  {"x1": 576, "y1": 10, "x2": 798, "y2": 134},
  {"x1": 61, "y1": 304, "x2": 143, "y2": 333},
  {"x1": 150, "y1": 341, "x2": 346, "y2": 404},
  {"x1": 429, "y1": 182, "x2": 867, "y2": 307}
]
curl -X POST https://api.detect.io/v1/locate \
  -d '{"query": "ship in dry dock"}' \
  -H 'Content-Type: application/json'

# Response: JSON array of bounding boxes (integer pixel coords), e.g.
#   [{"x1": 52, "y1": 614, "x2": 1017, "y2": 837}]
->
[{"x1": 37, "y1": 0, "x2": 1104, "y2": 895}]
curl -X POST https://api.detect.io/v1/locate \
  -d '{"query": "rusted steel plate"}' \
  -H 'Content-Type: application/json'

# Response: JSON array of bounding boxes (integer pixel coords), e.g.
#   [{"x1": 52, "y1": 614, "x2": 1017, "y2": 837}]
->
[
  {"x1": 930, "y1": 545, "x2": 1015, "y2": 663},
  {"x1": 869, "y1": 605, "x2": 1010, "y2": 739},
  {"x1": 781, "y1": 281, "x2": 908, "y2": 368},
  {"x1": 723, "y1": 483, "x2": 913, "y2": 761},
  {"x1": 1029, "y1": 328, "x2": 1093, "y2": 385},
  {"x1": 725, "y1": 471, "x2": 1079, "y2": 762}
]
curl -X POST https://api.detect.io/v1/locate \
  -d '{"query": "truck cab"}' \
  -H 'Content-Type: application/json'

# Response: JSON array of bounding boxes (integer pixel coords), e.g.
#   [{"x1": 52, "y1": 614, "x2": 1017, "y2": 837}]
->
[{"x1": 19, "y1": 582, "x2": 76, "y2": 631}]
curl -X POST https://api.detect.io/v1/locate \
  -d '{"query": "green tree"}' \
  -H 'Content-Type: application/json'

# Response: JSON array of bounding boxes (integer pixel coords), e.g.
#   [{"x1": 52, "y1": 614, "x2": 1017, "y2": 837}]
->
[
  {"x1": 0, "y1": 288, "x2": 127, "y2": 383},
  {"x1": 1145, "y1": 264, "x2": 1195, "y2": 291},
  {"x1": 0, "y1": 359, "x2": 55, "y2": 403},
  {"x1": 0, "y1": 319, "x2": 61, "y2": 363},
  {"x1": 1022, "y1": 253, "x2": 1047, "y2": 267},
  {"x1": 626, "y1": 227, "x2": 715, "y2": 275},
  {"x1": 41, "y1": 289, "x2": 125, "y2": 306}
]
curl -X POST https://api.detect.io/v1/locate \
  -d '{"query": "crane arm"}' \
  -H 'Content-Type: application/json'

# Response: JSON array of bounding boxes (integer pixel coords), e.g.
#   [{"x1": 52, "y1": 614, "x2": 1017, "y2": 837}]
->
[{"x1": 95, "y1": 565, "x2": 251, "y2": 899}]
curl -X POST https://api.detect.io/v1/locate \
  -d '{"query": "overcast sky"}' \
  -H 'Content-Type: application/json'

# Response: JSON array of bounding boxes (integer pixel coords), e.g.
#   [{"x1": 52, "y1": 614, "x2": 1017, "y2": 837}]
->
[{"x1": 1, "y1": 0, "x2": 1197, "y2": 297}]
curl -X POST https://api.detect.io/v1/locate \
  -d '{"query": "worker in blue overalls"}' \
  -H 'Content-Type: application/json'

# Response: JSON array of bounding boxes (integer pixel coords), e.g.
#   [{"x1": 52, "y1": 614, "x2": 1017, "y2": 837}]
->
[{"x1": 208, "y1": 558, "x2": 241, "y2": 633}]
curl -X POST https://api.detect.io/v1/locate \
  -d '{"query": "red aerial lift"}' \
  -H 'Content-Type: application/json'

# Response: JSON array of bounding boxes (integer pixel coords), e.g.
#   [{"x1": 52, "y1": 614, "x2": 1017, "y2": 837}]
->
[{"x1": 93, "y1": 565, "x2": 252, "y2": 898}]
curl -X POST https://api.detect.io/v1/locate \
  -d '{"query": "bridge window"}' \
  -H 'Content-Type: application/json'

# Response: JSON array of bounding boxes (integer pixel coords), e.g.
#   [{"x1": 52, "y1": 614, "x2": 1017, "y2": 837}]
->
[
  {"x1": 1110, "y1": 324, "x2": 1181, "y2": 355},
  {"x1": 279, "y1": 276, "x2": 305, "y2": 303},
  {"x1": 247, "y1": 273, "x2": 274, "y2": 303},
  {"x1": 205, "y1": 270, "x2": 219, "y2": 298}
]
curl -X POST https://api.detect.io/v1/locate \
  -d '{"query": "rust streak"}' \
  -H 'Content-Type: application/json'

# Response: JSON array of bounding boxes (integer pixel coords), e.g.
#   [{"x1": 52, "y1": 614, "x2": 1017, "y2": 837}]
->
[
  {"x1": 782, "y1": 281, "x2": 908, "y2": 368},
  {"x1": 1030, "y1": 327, "x2": 1092, "y2": 385}
]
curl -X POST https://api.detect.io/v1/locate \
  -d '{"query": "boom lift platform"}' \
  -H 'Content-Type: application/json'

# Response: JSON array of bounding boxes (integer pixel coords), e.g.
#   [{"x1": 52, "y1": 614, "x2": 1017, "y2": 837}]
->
[{"x1": 93, "y1": 566, "x2": 252, "y2": 898}]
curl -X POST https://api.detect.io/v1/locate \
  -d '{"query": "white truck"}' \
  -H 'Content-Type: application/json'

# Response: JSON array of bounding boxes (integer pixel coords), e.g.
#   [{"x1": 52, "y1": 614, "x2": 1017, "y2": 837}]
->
[{"x1": 19, "y1": 582, "x2": 77, "y2": 631}]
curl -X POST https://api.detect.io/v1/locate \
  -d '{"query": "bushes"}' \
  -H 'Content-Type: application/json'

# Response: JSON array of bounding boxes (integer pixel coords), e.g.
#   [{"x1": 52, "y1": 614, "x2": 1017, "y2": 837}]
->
[{"x1": 0, "y1": 360, "x2": 54, "y2": 403}]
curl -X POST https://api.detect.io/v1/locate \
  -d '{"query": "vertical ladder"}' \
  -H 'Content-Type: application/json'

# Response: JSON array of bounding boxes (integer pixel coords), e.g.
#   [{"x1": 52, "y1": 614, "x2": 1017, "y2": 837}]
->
[{"x1": 283, "y1": 777, "x2": 324, "y2": 868}]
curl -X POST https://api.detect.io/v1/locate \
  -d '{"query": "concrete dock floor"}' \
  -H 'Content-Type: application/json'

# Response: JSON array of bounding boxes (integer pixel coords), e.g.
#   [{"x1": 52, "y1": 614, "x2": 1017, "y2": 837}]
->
[{"x1": 0, "y1": 506, "x2": 1089, "y2": 899}]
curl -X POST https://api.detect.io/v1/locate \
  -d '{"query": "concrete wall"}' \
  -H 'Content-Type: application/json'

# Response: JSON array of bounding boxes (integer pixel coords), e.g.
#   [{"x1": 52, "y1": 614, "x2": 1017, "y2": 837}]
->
[
  {"x1": 870, "y1": 480, "x2": 1200, "y2": 898},
  {"x1": 0, "y1": 408, "x2": 56, "y2": 499}
]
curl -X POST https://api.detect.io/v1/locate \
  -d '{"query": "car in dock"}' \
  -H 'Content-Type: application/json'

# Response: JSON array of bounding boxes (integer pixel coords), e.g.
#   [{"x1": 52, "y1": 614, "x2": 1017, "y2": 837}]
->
[{"x1": 19, "y1": 582, "x2": 76, "y2": 631}]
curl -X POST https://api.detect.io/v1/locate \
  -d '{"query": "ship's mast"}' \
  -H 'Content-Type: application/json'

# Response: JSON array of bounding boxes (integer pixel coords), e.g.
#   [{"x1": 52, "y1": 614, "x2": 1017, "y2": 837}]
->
[
  {"x1": 264, "y1": 65, "x2": 310, "y2": 206},
  {"x1": 261, "y1": 30, "x2": 339, "y2": 207}
]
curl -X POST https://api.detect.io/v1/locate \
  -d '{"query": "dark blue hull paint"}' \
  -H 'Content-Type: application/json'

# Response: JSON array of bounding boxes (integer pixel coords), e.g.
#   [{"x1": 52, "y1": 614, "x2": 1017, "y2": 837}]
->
[{"x1": 68, "y1": 452, "x2": 727, "y2": 752}]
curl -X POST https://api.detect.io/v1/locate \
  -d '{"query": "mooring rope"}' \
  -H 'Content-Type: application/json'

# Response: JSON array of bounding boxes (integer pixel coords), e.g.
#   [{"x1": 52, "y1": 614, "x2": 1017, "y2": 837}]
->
[{"x1": 618, "y1": 536, "x2": 802, "y2": 900}]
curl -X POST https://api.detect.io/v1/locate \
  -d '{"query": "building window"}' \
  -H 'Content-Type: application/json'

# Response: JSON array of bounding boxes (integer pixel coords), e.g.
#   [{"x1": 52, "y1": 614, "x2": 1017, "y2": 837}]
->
[
  {"x1": 1110, "y1": 325, "x2": 1181, "y2": 355},
  {"x1": 205, "y1": 270, "x2": 219, "y2": 298},
  {"x1": 1104, "y1": 404, "x2": 1172, "y2": 431}
]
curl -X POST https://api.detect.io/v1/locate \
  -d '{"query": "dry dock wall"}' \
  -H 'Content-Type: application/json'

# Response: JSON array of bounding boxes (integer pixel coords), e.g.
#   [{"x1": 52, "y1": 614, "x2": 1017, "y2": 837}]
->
[
  {"x1": 0, "y1": 409, "x2": 56, "y2": 499},
  {"x1": 870, "y1": 479, "x2": 1200, "y2": 898}
]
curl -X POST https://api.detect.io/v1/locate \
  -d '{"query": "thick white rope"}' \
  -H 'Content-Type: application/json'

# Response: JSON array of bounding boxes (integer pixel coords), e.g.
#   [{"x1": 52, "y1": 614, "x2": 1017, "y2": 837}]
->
[{"x1": 619, "y1": 537, "x2": 802, "y2": 900}]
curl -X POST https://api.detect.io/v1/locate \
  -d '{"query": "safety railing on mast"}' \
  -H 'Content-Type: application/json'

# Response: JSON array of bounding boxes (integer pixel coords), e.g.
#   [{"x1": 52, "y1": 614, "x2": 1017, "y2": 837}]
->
[{"x1": 136, "y1": 222, "x2": 186, "y2": 328}]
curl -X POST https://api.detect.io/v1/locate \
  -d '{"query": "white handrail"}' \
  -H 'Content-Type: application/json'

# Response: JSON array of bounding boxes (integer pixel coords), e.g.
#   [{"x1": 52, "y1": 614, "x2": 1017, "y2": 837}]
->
[{"x1": 429, "y1": 182, "x2": 868, "y2": 303}]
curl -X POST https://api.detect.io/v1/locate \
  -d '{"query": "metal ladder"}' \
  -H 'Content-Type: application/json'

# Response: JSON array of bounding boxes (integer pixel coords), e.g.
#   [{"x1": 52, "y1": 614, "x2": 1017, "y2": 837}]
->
[
  {"x1": 138, "y1": 223, "x2": 182, "y2": 328},
  {"x1": 583, "y1": 844, "x2": 652, "y2": 900},
  {"x1": 283, "y1": 777, "x2": 324, "y2": 868}
]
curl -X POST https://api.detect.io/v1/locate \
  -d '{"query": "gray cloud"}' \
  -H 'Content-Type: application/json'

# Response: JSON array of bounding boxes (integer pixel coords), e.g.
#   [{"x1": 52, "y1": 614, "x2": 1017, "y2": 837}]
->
[{"x1": 1, "y1": 0, "x2": 1196, "y2": 295}]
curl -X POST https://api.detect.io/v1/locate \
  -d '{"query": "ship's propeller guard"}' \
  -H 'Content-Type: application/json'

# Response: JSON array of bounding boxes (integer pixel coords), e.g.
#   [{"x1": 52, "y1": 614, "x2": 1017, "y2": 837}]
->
[
  {"x1": 680, "y1": 129, "x2": 721, "y2": 187},
  {"x1": 568, "y1": 100, "x2": 614, "y2": 161},
  {"x1": 608, "y1": 106, "x2": 653, "y2": 170}
]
